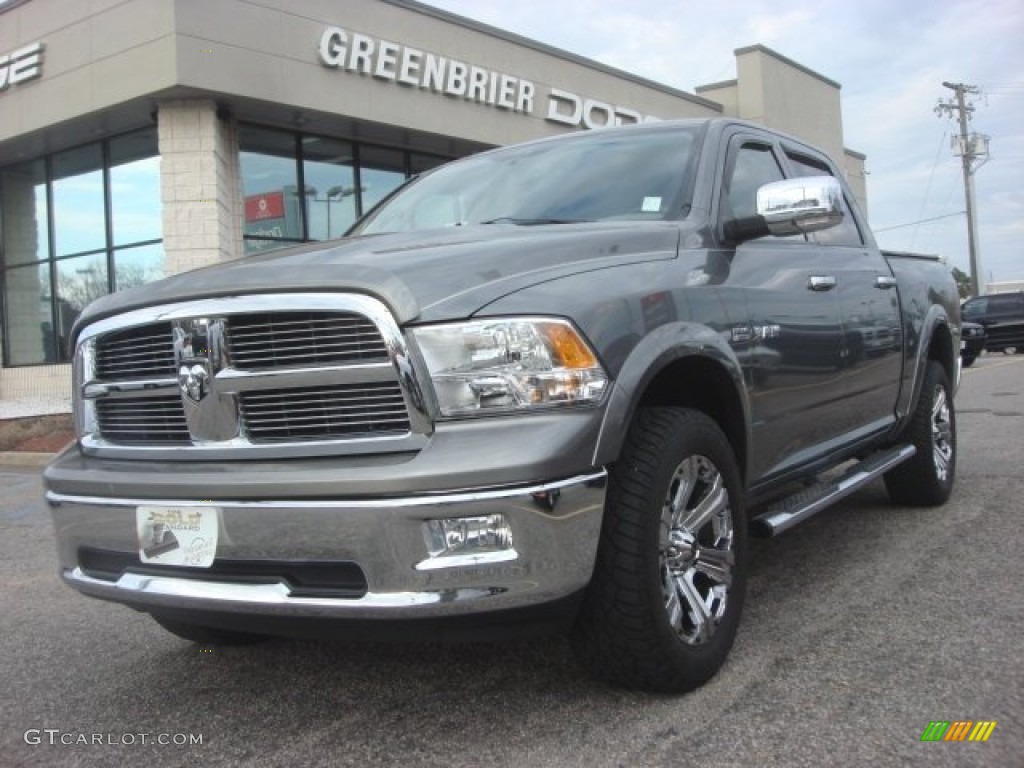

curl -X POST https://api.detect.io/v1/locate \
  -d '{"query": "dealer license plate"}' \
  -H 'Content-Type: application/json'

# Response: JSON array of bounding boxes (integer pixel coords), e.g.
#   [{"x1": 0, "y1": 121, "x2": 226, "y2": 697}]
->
[{"x1": 135, "y1": 505, "x2": 219, "y2": 567}]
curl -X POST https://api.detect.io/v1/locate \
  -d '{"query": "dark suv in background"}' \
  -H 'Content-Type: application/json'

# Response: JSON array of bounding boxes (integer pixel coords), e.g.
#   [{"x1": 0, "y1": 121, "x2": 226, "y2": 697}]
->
[
  {"x1": 960, "y1": 321, "x2": 986, "y2": 366},
  {"x1": 962, "y1": 292, "x2": 1024, "y2": 354}
]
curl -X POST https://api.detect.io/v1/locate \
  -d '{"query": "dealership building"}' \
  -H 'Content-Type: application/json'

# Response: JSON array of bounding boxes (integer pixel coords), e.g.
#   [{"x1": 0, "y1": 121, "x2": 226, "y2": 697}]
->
[{"x1": 0, "y1": 0, "x2": 867, "y2": 413}]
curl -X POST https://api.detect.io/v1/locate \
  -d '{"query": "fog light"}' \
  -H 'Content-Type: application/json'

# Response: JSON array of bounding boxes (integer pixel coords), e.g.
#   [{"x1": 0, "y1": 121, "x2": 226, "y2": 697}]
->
[{"x1": 416, "y1": 514, "x2": 517, "y2": 570}]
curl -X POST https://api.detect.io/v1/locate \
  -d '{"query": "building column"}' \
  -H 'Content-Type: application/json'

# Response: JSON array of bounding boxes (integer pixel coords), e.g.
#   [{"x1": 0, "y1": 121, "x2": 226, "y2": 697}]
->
[{"x1": 157, "y1": 99, "x2": 242, "y2": 276}]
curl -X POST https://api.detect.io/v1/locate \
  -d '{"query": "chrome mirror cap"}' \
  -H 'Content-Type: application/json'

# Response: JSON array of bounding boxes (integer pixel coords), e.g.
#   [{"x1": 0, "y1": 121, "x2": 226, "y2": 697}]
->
[{"x1": 756, "y1": 175, "x2": 844, "y2": 236}]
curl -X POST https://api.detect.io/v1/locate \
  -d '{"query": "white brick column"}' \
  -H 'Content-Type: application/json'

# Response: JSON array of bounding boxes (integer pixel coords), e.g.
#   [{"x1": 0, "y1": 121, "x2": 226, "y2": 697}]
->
[{"x1": 157, "y1": 99, "x2": 242, "y2": 276}]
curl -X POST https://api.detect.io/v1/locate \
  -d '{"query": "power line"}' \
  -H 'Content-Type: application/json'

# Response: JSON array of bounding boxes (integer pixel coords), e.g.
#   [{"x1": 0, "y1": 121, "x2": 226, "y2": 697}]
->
[
  {"x1": 910, "y1": 130, "x2": 948, "y2": 250},
  {"x1": 921, "y1": 174, "x2": 962, "y2": 254},
  {"x1": 875, "y1": 211, "x2": 966, "y2": 233}
]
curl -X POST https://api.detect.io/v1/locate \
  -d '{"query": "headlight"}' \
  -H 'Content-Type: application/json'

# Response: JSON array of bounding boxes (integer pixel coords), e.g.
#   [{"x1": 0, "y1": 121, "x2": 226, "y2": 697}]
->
[{"x1": 410, "y1": 317, "x2": 608, "y2": 417}]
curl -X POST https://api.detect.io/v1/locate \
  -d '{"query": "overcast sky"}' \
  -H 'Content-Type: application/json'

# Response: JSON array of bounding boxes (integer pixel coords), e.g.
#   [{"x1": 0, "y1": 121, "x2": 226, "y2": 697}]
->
[{"x1": 423, "y1": 0, "x2": 1024, "y2": 286}]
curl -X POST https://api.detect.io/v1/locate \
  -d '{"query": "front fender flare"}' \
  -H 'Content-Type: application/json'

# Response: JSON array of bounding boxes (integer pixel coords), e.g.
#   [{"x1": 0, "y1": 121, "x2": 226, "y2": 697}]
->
[{"x1": 592, "y1": 322, "x2": 751, "y2": 472}]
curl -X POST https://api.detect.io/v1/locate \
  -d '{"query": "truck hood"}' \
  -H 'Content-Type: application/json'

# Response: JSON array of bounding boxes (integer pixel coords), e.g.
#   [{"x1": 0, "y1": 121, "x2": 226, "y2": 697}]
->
[{"x1": 74, "y1": 221, "x2": 681, "y2": 333}]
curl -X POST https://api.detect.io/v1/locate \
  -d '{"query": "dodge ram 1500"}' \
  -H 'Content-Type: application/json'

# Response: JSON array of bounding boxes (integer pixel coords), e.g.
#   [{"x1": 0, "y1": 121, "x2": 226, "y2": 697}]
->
[{"x1": 44, "y1": 118, "x2": 961, "y2": 692}]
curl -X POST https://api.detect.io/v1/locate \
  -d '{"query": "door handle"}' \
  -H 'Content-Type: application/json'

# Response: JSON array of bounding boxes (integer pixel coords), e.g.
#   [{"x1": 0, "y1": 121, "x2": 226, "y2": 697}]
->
[
  {"x1": 875, "y1": 275, "x2": 897, "y2": 290},
  {"x1": 808, "y1": 275, "x2": 837, "y2": 291}
]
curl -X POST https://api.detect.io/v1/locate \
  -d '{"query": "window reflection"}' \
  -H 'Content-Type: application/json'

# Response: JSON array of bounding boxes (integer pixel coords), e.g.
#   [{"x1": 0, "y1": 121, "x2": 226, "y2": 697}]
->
[
  {"x1": 410, "y1": 153, "x2": 447, "y2": 175},
  {"x1": 0, "y1": 159, "x2": 48, "y2": 267},
  {"x1": 235, "y1": 125, "x2": 455, "y2": 250},
  {"x1": 302, "y1": 136, "x2": 357, "y2": 241},
  {"x1": 240, "y1": 126, "x2": 301, "y2": 253},
  {"x1": 2, "y1": 122, "x2": 455, "y2": 366},
  {"x1": 1, "y1": 128, "x2": 163, "y2": 366},
  {"x1": 56, "y1": 254, "x2": 109, "y2": 316},
  {"x1": 53, "y1": 143, "x2": 105, "y2": 256},
  {"x1": 114, "y1": 242, "x2": 165, "y2": 290},
  {"x1": 110, "y1": 129, "x2": 162, "y2": 245},
  {"x1": 2, "y1": 263, "x2": 55, "y2": 365},
  {"x1": 360, "y1": 146, "x2": 406, "y2": 213}
]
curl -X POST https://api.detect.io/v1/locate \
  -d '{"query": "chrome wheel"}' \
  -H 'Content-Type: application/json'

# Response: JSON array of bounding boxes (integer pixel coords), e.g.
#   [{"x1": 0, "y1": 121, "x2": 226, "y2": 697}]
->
[
  {"x1": 660, "y1": 455, "x2": 735, "y2": 646},
  {"x1": 931, "y1": 385, "x2": 953, "y2": 483},
  {"x1": 574, "y1": 408, "x2": 747, "y2": 691},
  {"x1": 884, "y1": 361, "x2": 956, "y2": 507}
]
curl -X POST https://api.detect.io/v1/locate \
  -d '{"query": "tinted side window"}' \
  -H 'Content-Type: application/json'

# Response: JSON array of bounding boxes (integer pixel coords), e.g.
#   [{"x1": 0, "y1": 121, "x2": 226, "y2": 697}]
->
[
  {"x1": 724, "y1": 143, "x2": 785, "y2": 220},
  {"x1": 990, "y1": 295, "x2": 1023, "y2": 314},
  {"x1": 786, "y1": 152, "x2": 864, "y2": 247},
  {"x1": 962, "y1": 298, "x2": 986, "y2": 319}
]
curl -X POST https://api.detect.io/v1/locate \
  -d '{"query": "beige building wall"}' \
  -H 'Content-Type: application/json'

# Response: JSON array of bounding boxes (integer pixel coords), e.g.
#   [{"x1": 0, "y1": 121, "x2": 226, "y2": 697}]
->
[
  {"x1": 843, "y1": 149, "x2": 869, "y2": 222},
  {"x1": 0, "y1": 0, "x2": 178, "y2": 149},
  {"x1": 695, "y1": 80, "x2": 738, "y2": 117},
  {"x1": 169, "y1": 0, "x2": 720, "y2": 150},
  {"x1": 735, "y1": 45, "x2": 845, "y2": 166}
]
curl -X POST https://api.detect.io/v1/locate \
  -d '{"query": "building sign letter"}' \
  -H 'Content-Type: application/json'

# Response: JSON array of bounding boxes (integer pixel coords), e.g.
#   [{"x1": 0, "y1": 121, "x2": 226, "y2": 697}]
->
[{"x1": 0, "y1": 42, "x2": 44, "y2": 93}]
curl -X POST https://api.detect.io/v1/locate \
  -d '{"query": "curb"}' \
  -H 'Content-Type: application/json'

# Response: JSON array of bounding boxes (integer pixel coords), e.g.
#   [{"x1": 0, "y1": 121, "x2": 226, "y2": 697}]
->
[{"x1": 0, "y1": 452, "x2": 54, "y2": 468}]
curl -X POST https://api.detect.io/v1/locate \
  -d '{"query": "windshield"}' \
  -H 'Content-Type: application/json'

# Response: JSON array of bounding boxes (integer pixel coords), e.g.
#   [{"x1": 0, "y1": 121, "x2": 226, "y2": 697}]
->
[{"x1": 351, "y1": 126, "x2": 701, "y2": 235}]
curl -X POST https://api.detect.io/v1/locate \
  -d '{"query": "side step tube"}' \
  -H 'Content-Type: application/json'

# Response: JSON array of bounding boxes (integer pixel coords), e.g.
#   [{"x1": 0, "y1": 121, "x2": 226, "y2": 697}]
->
[{"x1": 751, "y1": 444, "x2": 916, "y2": 537}]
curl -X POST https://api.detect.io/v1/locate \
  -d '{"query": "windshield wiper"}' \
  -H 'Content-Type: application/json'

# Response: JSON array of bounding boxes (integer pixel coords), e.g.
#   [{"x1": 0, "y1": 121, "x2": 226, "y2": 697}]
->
[{"x1": 479, "y1": 216, "x2": 592, "y2": 226}]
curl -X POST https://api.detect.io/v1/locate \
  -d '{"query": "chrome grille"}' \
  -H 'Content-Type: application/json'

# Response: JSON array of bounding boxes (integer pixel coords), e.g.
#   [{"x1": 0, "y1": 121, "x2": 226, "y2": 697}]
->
[
  {"x1": 95, "y1": 396, "x2": 191, "y2": 443},
  {"x1": 226, "y1": 312, "x2": 389, "y2": 369},
  {"x1": 77, "y1": 294, "x2": 427, "y2": 459},
  {"x1": 95, "y1": 323, "x2": 176, "y2": 380},
  {"x1": 240, "y1": 382, "x2": 410, "y2": 441}
]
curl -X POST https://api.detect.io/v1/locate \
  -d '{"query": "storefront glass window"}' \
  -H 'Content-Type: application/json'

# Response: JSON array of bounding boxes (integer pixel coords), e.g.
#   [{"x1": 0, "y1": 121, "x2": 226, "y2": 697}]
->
[
  {"x1": 52, "y1": 143, "x2": 106, "y2": 256},
  {"x1": 302, "y1": 136, "x2": 357, "y2": 241},
  {"x1": 238, "y1": 125, "x2": 453, "y2": 249},
  {"x1": 240, "y1": 126, "x2": 302, "y2": 253},
  {"x1": 0, "y1": 159, "x2": 48, "y2": 268},
  {"x1": 110, "y1": 129, "x2": 162, "y2": 246},
  {"x1": 114, "y1": 242, "x2": 165, "y2": 290},
  {"x1": 55, "y1": 254, "x2": 109, "y2": 323},
  {"x1": 1, "y1": 127, "x2": 163, "y2": 366},
  {"x1": 410, "y1": 153, "x2": 448, "y2": 175},
  {"x1": 2, "y1": 263, "x2": 54, "y2": 365},
  {"x1": 360, "y1": 146, "x2": 406, "y2": 213}
]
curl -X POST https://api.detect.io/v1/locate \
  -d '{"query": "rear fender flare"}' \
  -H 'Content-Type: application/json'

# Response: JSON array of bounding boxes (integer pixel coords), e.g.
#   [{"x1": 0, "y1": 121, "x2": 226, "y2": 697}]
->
[{"x1": 898, "y1": 305, "x2": 955, "y2": 427}]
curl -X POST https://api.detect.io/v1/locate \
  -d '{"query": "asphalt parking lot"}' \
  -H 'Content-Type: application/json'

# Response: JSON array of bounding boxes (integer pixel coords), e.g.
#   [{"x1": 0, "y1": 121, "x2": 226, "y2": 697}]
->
[{"x1": 2, "y1": 354, "x2": 1021, "y2": 768}]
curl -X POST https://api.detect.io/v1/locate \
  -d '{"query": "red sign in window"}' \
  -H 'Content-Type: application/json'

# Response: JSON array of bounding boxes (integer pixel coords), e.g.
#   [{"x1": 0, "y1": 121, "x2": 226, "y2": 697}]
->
[{"x1": 244, "y1": 191, "x2": 285, "y2": 222}]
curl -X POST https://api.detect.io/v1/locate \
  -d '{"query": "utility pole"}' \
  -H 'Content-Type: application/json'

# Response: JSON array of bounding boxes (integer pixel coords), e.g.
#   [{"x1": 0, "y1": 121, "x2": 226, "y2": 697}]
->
[{"x1": 936, "y1": 82, "x2": 989, "y2": 297}]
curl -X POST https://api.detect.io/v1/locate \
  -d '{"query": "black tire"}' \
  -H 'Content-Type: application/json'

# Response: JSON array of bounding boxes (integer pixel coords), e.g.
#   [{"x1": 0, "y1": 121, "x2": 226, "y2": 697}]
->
[
  {"x1": 884, "y1": 360, "x2": 956, "y2": 506},
  {"x1": 572, "y1": 407, "x2": 747, "y2": 692},
  {"x1": 961, "y1": 354, "x2": 976, "y2": 368},
  {"x1": 152, "y1": 614, "x2": 268, "y2": 645}
]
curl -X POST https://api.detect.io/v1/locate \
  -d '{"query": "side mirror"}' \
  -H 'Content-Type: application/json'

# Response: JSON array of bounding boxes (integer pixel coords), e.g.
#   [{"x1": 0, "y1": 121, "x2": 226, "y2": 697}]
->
[{"x1": 756, "y1": 175, "x2": 844, "y2": 236}]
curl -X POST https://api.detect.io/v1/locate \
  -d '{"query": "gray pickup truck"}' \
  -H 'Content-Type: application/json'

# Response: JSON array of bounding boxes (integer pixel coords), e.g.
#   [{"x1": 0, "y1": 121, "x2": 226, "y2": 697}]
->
[{"x1": 44, "y1": 118, "x2": 961, "y2": 692}]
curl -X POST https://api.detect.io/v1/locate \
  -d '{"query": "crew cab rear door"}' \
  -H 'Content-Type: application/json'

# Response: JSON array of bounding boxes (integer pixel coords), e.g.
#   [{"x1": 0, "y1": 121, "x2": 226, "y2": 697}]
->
[{"x1": 781, "y1": 147, "x2": 903, "y2": 437}]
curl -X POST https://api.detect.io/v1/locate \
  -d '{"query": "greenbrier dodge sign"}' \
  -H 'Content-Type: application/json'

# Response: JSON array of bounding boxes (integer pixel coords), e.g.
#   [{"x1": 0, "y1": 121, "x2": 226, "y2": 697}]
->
[{"x1": 318, "y1": 26, "x2": 661, "y2": 130}]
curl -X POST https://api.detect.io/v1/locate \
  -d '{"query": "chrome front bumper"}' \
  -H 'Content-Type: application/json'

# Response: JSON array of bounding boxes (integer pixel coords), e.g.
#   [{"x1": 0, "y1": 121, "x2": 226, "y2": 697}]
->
[{"x1": 46, "y1": 471, "x2": 606, "y2": 621}]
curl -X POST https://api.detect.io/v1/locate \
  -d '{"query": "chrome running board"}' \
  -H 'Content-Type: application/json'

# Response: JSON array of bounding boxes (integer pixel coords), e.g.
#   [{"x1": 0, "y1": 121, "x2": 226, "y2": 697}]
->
[{"x1": 751, "y1": 445, "x2": 916, "y2": 537}]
